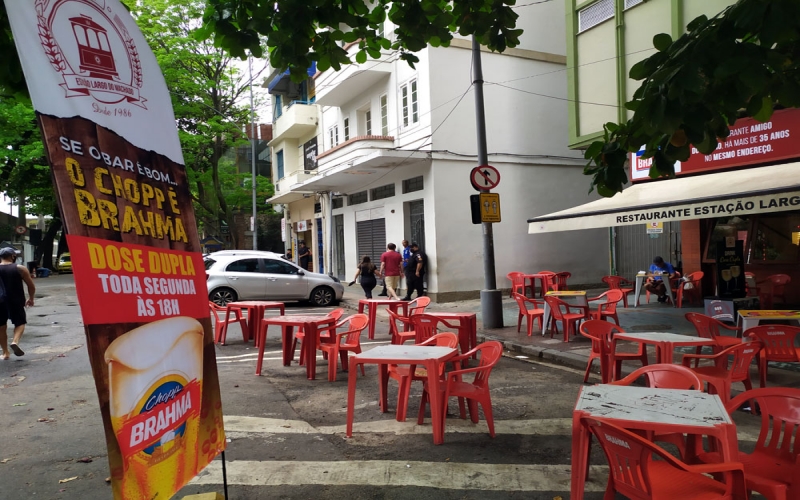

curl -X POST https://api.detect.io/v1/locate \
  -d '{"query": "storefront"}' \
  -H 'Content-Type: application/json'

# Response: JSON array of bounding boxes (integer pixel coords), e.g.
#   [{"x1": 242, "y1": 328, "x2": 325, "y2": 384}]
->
[{"x1": 529, "y1": 109, "x2": 800, "y2": 303}]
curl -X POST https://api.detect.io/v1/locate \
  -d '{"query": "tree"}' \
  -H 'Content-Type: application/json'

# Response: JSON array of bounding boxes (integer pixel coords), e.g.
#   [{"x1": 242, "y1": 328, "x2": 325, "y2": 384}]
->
[
  {"x1": 126, "y1": 0, "x2": 270, "y2": 247},
  {"x1": 583, "y1": 0, "x2": 800, "y2": 197}
]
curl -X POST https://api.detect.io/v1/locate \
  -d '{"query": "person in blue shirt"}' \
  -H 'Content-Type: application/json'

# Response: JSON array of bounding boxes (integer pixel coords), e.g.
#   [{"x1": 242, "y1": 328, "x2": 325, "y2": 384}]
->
[
  {"x1": 644, "y1": 256, "x2": 677, "y2": 303},
  {"x1": 401, "y1": 239, "x2": 412, "y2": 296}
]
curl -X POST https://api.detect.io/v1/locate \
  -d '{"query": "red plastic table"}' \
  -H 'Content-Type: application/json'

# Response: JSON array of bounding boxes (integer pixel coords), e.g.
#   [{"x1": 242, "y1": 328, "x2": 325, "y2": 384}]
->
[
  {"x1": 521, "y1": 273, "x2": 551, "y2": 298},
  {"x1": 346, "y1": 345, "x2": 457, "y2": 444},
  {"x1": 224, "y1": 301, "x2": 285, "y2": 345},
  {"x1": 571, "y1": 384, "x2": 739, "y2": 500},
  {"x1": 614, "y1": 331, "x2": 716, "y2": 364},
  {"x1": 358, "y1": 299, "x2": 409, "y2": 339},
  {"x1": 424, "y1": 312, "x2": 477, "y2": 355},
  {"x1": 257, "y1": 315, "x2": 336, "y2": 379}
]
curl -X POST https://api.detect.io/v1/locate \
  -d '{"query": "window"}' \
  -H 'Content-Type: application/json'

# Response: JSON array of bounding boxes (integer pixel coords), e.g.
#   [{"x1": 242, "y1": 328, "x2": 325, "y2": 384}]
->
[
  {"x1": 348, "y1": 191, "x2": 368, "y2": 205},
  {"x1": 400, "y1": 79, "x2": 418, "y2": 127},
  {"x1": 365, "y1": 110, "x2": 372, "y2": 136},
  {"x1": 624, "y1": 0, "x2": 644, "y2": 9},
  {"x1": 225, "y1": 258, "x2": 261, "y2": 273},
  {"x1": 276, "y1": 150, "x2": 285, "y2": 179},
  {"x1": 332, "y1": 198, "x2": 344, "y2": 209},
  {"x1": 274, "y1": 95, "x2": 283, "y2": 119},
  {"x1": 314, "y1": 202, "x2": 322, "y2": 214},
  {"x1": 578, "y1": 0, "x2": 614, "y2": 33},
  {"x1": 263, "y1": 258, "x2": 299, "y2": 275},
  {"x1": 370, "y1": 183, "x2": 395, "y2": 201},
  {"x1": 380, "y1": 95, "x2": 388, "y2": 136},
  {"x1": 343, "y1": 118, "x2": 350, "y2": 141},
  {"x1": 329, "y1": 125, "x2": 339, "y2": 148},
  {"x1": 377, "y1": 21, "x2": 385, "y2": 39},
  {"x1": 204, "y1": 258, "x2": 216, "y2": 270},
  {"x1": 402, "y1": 175, "x2": 424, "y2": 193}
]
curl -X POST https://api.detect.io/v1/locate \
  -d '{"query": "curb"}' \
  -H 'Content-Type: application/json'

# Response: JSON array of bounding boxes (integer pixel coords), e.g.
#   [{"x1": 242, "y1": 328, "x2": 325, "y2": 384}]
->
[{"x1": 478, "y1": 332, "x2": 592, "y2": 374}]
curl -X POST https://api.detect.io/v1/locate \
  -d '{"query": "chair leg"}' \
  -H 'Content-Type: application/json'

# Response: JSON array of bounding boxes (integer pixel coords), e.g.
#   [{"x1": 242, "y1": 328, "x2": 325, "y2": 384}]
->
[
  {"x1": 759, "y1": 357, "x2": 768, "y2": 388},
  {"x1": 526, "y1": 316, "x2": 534, "y2": 337},
  {"x1": 517, "y1": 313, "x2": 523, "y2": 333},
  {"x1": 482, "y1": 399, "x2": 495, "y2": 438},
  {"x1": 328, "y1": 347, "x2": 339, "y2": 382},
  {"x1": 457, "y1": 397, "x2": 466, "y2": 419},
  {"x1": 396, "y1": 377, "x2": 411, "y2": 421},
  {"x1": 466, "y1": 399, "x2": 479, "y2": 423},
  {"x1": 583, "y1": 356, "x2": 595, "y2": 383}
]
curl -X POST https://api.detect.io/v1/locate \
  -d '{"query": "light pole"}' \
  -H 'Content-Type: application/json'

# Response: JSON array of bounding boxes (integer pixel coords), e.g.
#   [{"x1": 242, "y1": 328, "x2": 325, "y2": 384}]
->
[{"x1": 249, "y1": 55, "x2": 258, "y2": 250}]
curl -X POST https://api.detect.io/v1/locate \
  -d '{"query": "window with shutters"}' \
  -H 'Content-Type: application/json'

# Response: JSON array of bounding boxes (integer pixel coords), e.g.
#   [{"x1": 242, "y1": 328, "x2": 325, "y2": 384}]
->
[
  {"x1": 332, "y1": 198, "x2": 344, "y2": 209},
  {"x1": 348, "y1": 191, "x2": 368, "y2": 205},
  {"x1": 370, "y1": 183, "x2": 395, "y2": 201},
  {"x1": 356, "y1": 219, "x2": 386, "y2": 264},
  {"x1": 578, "y1": 0, "x2": 614, "y2": 33},
  {"x1": 402, "y1": 176, "x2": 423, "y2": 193},
  {"x1": 380, "y1": 94, "x2": 388, "y2": 135},
  {"x1": 624, "y1": 0, "x2": 644, "y2": 9}
]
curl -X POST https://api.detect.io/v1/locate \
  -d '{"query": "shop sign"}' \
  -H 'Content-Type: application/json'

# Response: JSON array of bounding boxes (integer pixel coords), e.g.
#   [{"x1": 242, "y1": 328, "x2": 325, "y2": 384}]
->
[
  {"x1": 715, "y1": 239, "x2": 746, "y2": 299},
  {"x1": 632, "y1": 108, "x2": 800, "y2": 181},
  {"x1": 4, "y1": 2, "x2": 225, "y2": 499},
  {"x1": 645, "y1": 222, "x2": 663, "y2": 234},
  {"x1": 304, "y1": 137, "x2": 318, "y2": 171}
]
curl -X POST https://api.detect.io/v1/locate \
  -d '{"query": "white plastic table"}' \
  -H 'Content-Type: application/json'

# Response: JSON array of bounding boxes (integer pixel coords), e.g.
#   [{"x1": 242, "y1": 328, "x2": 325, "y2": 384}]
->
[
  {"x1": 541, "y1": 291, "x2": 588, "y2": 336},
  {"x1": 614, "y1": 331, "x2": 716, "y2": 364},
  {"x1": 633, "y1": 272, "x2": 674, "y2": 307},
  {"x1": 738, "y1": 309, "x2": 800, "y2": 332}
]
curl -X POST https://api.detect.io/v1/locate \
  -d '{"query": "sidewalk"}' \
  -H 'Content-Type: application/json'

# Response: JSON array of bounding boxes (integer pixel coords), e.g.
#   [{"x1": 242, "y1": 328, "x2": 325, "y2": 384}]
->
[{"x1": 339, "y1": 286, "x2": 800, "y2": 388}]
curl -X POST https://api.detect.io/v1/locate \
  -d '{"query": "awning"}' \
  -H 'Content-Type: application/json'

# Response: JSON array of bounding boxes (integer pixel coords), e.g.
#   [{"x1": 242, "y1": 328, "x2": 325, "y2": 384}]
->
[{"x1": 528, "y1": 163, "x2": 800, "y2": 234}]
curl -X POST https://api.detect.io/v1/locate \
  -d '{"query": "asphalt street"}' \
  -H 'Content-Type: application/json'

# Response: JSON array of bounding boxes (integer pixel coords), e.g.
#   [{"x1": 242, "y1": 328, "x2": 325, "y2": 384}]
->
[{"x1": 0, "y1": 276, "x2": 765, "y2": 499}]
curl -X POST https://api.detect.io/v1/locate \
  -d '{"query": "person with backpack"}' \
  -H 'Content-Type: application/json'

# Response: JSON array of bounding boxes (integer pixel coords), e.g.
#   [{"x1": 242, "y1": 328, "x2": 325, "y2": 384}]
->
[{"x1": 0, "y1": 247, "x2": 35, "y2": 359}]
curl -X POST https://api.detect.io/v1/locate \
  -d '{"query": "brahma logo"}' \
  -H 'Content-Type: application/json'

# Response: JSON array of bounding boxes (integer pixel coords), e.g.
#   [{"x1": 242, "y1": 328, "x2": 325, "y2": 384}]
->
[{"x1": 36, "y1": 0, "x2": 146, "y2": 108}]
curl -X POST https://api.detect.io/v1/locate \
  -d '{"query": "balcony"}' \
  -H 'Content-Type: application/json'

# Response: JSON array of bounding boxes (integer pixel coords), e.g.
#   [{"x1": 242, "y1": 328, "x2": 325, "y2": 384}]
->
[
  {"x1": 314, "y1": 64, "x2": 391, "y2": 107},
  {"x1": 272, "y1": 102, "x2": 320, "y2": 143},
  {"x1": 270, "y1": 168, "x2": 317, "y2": 204}
]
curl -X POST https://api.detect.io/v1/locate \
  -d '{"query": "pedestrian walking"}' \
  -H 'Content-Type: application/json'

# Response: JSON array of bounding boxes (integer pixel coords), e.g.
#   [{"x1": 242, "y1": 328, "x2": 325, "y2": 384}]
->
[
  {"x1": 401, "y1": 239, "x2": 412, "y2": 297},
  {"x1": 350, "y1": 256, "x2": 379, "y2": 299},
  {"x1": 0, "y1": 247, "x2": 35, "y2": 359},
  {"x1": 298, "y1": 241, "x2": 312, "y2": 271},
  {"x1": 402, "y1": 242, "x2": 427, "y2": 301},
  {"x1": 379, "y1": 243, "x2": 403, "y2": 300}
]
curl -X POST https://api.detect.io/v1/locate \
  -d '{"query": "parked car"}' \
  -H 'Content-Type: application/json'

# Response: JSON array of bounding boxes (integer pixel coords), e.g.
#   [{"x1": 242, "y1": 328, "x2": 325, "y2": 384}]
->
[
  {"x1": 205, "y1": 251, "x2": 344, "y2": 307},
  {"x1": 57, "y1": 253, "x2": 72, "y2": 273}
]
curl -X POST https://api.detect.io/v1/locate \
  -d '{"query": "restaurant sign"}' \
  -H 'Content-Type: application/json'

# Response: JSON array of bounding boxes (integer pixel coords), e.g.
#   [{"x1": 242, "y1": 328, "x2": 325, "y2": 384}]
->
[{"x1": 631, "y1": 108, "x2": 800, "y2": 181}]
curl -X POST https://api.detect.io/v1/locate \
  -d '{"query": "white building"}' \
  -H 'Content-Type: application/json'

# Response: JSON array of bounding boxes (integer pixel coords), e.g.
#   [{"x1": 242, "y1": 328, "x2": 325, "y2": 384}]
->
[{"x1": 267, "y1": 1, "x2": 609, "y2": 301}]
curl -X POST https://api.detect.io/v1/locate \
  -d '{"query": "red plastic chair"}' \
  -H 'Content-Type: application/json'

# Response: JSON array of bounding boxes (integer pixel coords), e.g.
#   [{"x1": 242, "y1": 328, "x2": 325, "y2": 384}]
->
[
  {"x1": 697, "y1": 388, "x2": 800, "y2": 500},
  {"x1": 602, "y1": 275, "x2": 635, "y2": 308},
  {"x1": 506, "y1": 271, "x2": 534, "y2": 298},
  {"x1": 316, "y1": 314, "x2": 369, "y2": 382},
  {"x1": 676, "y1": 271, "x2": 704, "y2": 308},
  {"x1": 747, "y1": 325, "x2": 800, "y2": 388},
  {"x1": 512, "y1": 293, "x2": 545, "y2": 337},
  {"x1": 537, "y1": 270, "x2": 557, "y2": 297},
  {"x1": 548, "y1": 271, "x2": 571, "y2": 292},
  {"x1": 417, "y1": 341, "x2": 503, "y2": 438},
  {"x1": 757, "y1": 274, "x2": 791, "y2": 308},
  {"x1": 587, "y1": 289, "x2": 624, "y2": 325},
  {"x1": 404, "y1": 296, "x2": 431, "y2": 318},
  {"x1": 583, "y1": 417, "x2": 747, "y2": 500},
  {"x1": 210, "y1": 301, "x2": 249, "y2": 344},
  {"x1": 291, "y1": 308, "x2": 345, "y2": 364},
  {"x1": 579, "y1": 320, "x2": 648, "y2": 383},
  {"x1": 388, "y1": 332, "x2": 459, "y2": 422},
  {"x1": 685, "y1": 312, "x2": 743, "y2": 365},
  {"x1": 544, "y1": 295, "x2": 587, "y2": 342},
  {"x1": 387, "y1": 309, "x2": 415, "y2": 344},
  {"x1": 410, "y1": 313, "x2": 460, "y2": 345},
  {"x1": 681, "y1": 341, "x2": 762, "y2": 405}
]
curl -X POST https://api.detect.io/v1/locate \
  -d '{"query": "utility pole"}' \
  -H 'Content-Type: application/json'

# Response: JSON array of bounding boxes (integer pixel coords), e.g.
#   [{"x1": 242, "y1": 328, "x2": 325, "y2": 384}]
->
[
  {"x1": 249, "y1": 56, "x2": 258, "y2": 250},
  {"x1": 472, "y1": 36, "x2": 503, "y2": 328}
]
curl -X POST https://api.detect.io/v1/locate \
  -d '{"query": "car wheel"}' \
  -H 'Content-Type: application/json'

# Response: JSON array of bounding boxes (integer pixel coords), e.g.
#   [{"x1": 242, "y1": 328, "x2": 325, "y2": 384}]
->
[
  {"x1": 310, "y1": 286, "x2": 335, "y2": 307},
  {"x1": 210, "y1": 287, "x2": 238, "y2": 306}
]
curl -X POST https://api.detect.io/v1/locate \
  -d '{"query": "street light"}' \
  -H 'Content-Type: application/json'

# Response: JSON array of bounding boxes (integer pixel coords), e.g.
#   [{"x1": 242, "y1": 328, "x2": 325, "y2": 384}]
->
[{"x1": 249, "y1": 55, "x2": 258, "y2": 250}]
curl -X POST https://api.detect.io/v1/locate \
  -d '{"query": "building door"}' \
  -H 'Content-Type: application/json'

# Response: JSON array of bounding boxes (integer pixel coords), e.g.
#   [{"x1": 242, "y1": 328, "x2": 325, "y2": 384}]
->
[
  {"x1": 333, "y1": 215, "x2": 345, "y2": 280},
  {"x1": 408, "y1": 200, "x2": 425, "y2": 250},
  {"x1": 356, "y1": 219, "x2": 386, "y2": 264},
  {"x1": 614, "y1": 222, "x2": 682, "y2": 280},
  {"x1": 316, "y1": 217, "x2": 324, "y2": 274}
]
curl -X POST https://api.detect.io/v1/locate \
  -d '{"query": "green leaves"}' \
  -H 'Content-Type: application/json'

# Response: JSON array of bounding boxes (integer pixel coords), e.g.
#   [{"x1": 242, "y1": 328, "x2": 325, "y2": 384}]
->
[{"x1": 585, "y1": 0, "x2": 800, "y2": 197}]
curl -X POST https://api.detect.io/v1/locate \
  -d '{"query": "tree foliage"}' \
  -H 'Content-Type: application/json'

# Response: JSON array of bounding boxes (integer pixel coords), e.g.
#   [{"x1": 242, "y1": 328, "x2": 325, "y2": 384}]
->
[
  {"x1": 584, "y1": 0, "x2": 800, "y2": 197},
  {"x1": 196, "y1": 0, "x2": 523, "y2": 81}
]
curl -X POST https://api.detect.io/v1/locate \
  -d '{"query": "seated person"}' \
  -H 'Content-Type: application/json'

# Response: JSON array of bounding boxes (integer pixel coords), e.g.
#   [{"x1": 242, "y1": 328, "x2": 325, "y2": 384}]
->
[{"x1": 644, "y1": 256, "x2": 677, "y2": 303}]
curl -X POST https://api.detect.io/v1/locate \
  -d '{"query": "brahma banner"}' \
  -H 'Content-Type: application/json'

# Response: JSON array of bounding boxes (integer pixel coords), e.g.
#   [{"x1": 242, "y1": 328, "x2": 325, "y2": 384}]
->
[{"x1": 4, "y1": 1, "x2": 225, "y2": 498}]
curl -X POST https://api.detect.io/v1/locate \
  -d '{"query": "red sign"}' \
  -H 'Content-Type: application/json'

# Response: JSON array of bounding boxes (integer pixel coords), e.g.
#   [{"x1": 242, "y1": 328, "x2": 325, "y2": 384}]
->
[
  {"x1": 631, "y1": 108, "x2": 800, "y2": 181},
  {"x1": 470, "y1": 165, "x2": 501, "y2": 191}
]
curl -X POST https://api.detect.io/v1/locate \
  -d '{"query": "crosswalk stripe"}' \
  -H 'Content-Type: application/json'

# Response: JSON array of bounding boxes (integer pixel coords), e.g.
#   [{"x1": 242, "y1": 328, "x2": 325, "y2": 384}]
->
[
  {"x1": 190, "y1": 460, "x2": 609, "y2": 492},
  {"x1": 222, "y1": 414, "x2": 761, "y2": 441}
]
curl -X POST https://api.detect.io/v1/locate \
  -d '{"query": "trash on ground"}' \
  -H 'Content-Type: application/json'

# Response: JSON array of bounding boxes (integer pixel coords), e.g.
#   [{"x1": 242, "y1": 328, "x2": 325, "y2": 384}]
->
[{"x1": 59, "y1": 476, "x2": 78, "y2": 483}]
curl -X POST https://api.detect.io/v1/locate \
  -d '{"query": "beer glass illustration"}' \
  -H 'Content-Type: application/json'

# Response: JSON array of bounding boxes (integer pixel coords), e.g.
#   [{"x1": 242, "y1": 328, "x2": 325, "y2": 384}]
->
[
  {"x1": 105, "y1": 317, "x2": 204, "y2": 499},
  {"x1": 721, "y1": 269, "x2": 733, "y2": 294},
  {"x1": 730, "y1": 265, "x2": 741, "y2": 293}
]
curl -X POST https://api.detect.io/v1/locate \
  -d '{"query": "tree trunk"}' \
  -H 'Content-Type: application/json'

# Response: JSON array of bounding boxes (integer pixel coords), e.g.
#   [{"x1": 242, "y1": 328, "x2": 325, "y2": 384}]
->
[{"x1": 35, "y1": 217, "x2": 61, "y2": 269}]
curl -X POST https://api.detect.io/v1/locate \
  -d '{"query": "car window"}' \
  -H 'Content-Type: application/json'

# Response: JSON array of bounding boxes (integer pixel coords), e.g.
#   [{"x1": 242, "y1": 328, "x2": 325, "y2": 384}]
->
[
  {"x1": 263, "y1": 259, "x2": 299, "y2": 275},
  {"x1": 204, "y1": 258, "x2": 216, "y2": 270},
  {"x1": 225, "y1": 258, "x2": 261, "y2": 273},
  {"x1": 60, "y1": 255, "x2": 71, "y2": 263}
]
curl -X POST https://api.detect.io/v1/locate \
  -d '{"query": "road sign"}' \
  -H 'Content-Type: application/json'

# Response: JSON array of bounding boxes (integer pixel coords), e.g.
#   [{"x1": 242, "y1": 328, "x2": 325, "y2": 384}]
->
[
  {"x1": 646, "y1": 222, "x2": 663, "y2": 234},
  {"x1": 470, "y1": 165, "x2": 500, "y2": 191},
  {"x1": 14, "y1": 225, "x2": 27, "y2": 235},
  {"x1": 479, "y1": 193, "x2": 501, "y2": 223}
]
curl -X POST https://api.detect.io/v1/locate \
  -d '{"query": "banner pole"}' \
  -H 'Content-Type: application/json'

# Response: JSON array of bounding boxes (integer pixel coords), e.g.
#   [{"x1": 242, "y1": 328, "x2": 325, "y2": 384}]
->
[{"x1": 221, "y1": 451, "x2": 229, "y2": 500}]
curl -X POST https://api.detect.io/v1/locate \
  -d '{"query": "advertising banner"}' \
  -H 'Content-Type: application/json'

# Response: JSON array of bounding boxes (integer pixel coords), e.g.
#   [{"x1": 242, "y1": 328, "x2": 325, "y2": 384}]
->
[
  {"x1": 631, "y1": 108, "x2": 800, "y2": 181},
  {"x1": 4, "y1": 1, "x2": 225, "y2": 498}
]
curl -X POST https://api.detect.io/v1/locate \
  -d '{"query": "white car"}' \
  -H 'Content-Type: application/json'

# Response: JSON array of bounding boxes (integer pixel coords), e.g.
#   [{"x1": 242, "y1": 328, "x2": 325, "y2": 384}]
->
[{"x1": 205, "y1": 251, "x2": 344, "y2": 307}]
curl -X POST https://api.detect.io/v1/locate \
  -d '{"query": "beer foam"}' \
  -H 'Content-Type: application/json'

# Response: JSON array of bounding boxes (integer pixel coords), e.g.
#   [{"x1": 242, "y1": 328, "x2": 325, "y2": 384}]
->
[{"x1": 105, "y1": 316, "x2": 203, "y2": 370}]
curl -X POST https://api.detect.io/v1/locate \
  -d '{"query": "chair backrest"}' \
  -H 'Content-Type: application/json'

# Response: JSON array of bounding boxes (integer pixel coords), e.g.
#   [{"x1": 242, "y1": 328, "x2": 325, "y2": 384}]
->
[
  {"x1": 748, "y1": 325, "x2": 800, "y2": 363},
  {"x1": 419, "y1": 332, "x2": 459, "y2": 349},
  {"x1": 554, "y1": 272, "x2": 571, "y2": 288},
  {"x1": 339, "y1": 314, "x2": 369, "y2": 344},
  {"x1": 719, "y1": 341, "x2": 763, "y2": 382},
  {"x1": 602, "y1": 275, "x2": 630, "y2": 290},
  {"x1": 408, "y1": 296, "x2": 431, "y2": 316},
  {"x1": 386, "y1": 308, "x2": 408, "y2": 340},
  {"x1": 512, "y1": 292, "x2": 541, "y2": 313},
  {"x1": 328, "y1": 308, "x2": 345, "y2": 322},
  {"x1": 464, "y1": 341, "x2": 503, "y2": 389},
  {"x1": 579, "y1": 320, "x2": 624, "y2": 355},
  {"x1": 727, "y1": 388, "x2": 800, "y2": 462},
  {"x1": 598, "y1": 289, "x2": 624, "y2": 314},
  {"x1": 767, "y1": 274, "x2": 791, "y2": 295},
  {"x1": 613, "y1": 364, "x2": 703, "y2": 391},
  {"x1": 411, "y1": 313, "x2": 449, "y2": 344},
  {"x1": 209, "y1": 301, "x2": 227, "y2": 322},
  {"x1": 544, "y1": 295, "x2": 570, "y2": 320},
  {"x1": 685, "y1": 312, "x2": 729, "y2": 340},
  {"x1": 582, "y1": 417, "x2": 728, "y2": 499},
  {"x1": 507, "y1": 272, "x2": 525, "y2": 295}
]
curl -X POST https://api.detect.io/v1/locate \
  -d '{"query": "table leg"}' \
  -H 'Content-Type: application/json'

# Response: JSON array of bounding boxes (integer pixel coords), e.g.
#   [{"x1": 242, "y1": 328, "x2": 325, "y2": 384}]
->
[
  {"x1": 255, "y1": 321, "x2": 270, "y2": 376},
  {"x1": 541, "y1": 303, "x2": 551, "y2": 336},
  {"x1": 570, "y1": 411, "x2": 589, "y2": 500},
  {"x1": 253, "y1": 307, "x2": 265, "y2": 348},
  {"x1": 305, "y1": 322, "x2": 318, "y2": 380},
  {"x1": 281, "y1": 326, "x2": 294, "y2": 366},
  {"x1": 378, "y1": 363, "x2": 389, "y2": 413},
  {"x1": 741, "y1": 318, "x2": 757, "y2": 332},
  {"x1": 368, "y1": 306, "x2": 377, "y2": 340},
  {"x1": 399, "y1": 302, "x2": 408, "y2": 317},
  {"x1": 634, "y1": 275, "x2": 645, "y2": 307},
  {"x1": 661, "y1": 342, "x2": 675, "y2": 364},
  {"x1": 346, "y1": 358, "x2": 359, "y2": 438},
  {"x1": 426, "y1": 360, "x2": 445, "y2": 445}
]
